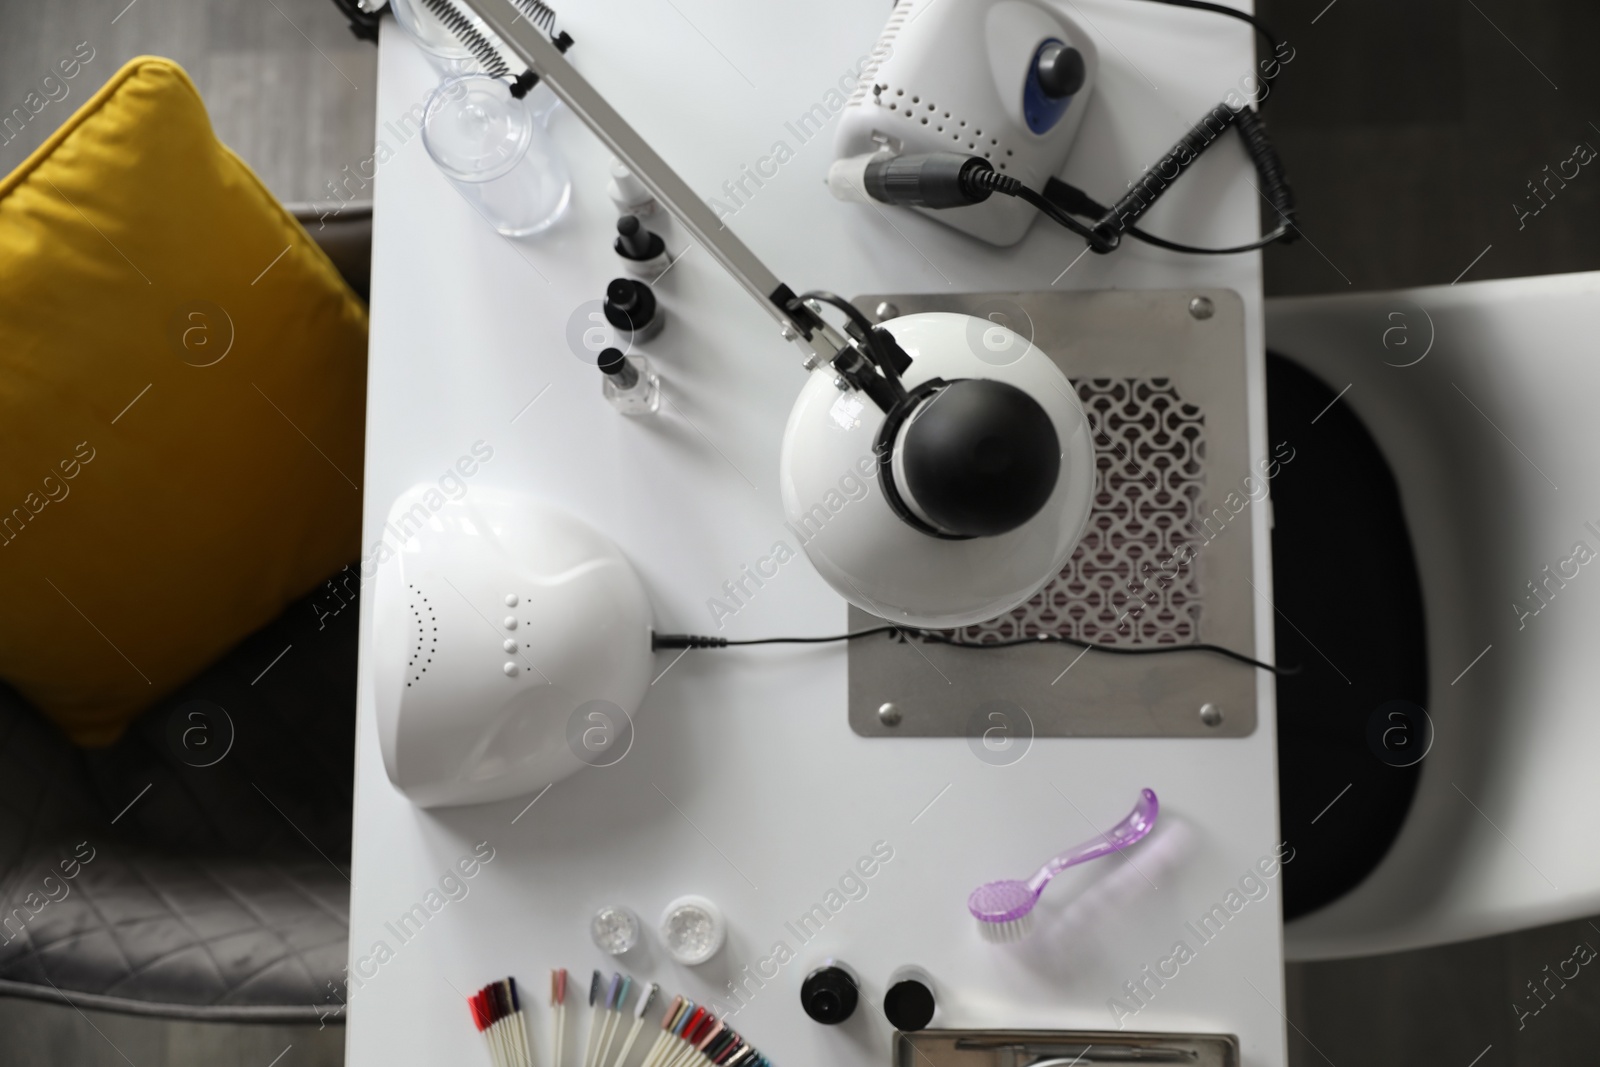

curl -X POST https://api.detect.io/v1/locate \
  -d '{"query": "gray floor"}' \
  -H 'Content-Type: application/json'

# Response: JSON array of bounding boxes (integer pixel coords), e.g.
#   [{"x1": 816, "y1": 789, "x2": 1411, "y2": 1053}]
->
[
  {"x1": 3, "y1": 0, "x2": 1600, "y2": 1064},
  {"x1": 1285, "y1": 913, "x2": 1600, "y2": 1067},
  {"x1": 0, "y1": 0, "x2": 375, "y2": 205},
  {"x1": 1256, "y1": 0, "x2": 1600, "y2": 295}
]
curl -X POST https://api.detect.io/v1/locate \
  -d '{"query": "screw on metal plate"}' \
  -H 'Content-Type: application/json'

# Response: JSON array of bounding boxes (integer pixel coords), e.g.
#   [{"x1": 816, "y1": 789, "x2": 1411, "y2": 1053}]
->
[
  {"x1": 878, "y1": 702, "x2": 903, "y2": 727},
  {"x1": 875, "y1": 301, "x2": 900, "y2": 322},
  {"x1": 1188, "y1": 296, "x2": 1215, "y2": 321},
  {"x1": 1199, "y1": 702, "x2": 1223, "y2": 727},
  {"x1": 781, "y1": 324, "x2": 799, "y2": 341},
  {"x1": 834, "y1": 375, "x2": 853, "y2": 392}
]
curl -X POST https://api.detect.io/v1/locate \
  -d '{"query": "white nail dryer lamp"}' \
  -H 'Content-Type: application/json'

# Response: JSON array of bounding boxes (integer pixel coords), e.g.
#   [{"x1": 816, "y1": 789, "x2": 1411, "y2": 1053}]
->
[{"x1": 374, "y1": 484, "x2": 652, "y2": 808}]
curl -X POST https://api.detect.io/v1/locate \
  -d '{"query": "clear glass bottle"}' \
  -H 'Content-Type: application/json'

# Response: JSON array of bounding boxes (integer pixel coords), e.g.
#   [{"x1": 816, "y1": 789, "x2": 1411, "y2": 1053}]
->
[{"x1": 599, "y1": 348, "x2": 659, "y2": 415}]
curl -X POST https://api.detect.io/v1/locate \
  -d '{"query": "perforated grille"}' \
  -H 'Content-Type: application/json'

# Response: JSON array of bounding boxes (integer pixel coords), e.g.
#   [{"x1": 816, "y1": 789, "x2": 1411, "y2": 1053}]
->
[{"x1": 956, "y1": 378, "x2": 1207, "y2": 646}]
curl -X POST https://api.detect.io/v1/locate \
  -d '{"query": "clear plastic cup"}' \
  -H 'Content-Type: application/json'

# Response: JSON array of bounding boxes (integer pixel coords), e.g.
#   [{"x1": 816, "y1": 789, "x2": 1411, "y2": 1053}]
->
[{"x1": 422, "y1": 75, "x2": 572, "y2": 237}]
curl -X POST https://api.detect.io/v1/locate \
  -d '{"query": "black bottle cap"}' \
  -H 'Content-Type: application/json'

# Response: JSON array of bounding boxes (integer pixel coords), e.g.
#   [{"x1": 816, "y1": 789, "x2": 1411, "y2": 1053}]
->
[
  {"x1": 1036, "y1": 42, "x2": 1086, "y2": 99},
  {"x1": 598, "y1": 347, "x2": 639, "y2": 388},
  {"x1": 882, "y1": 976, "x2": 936, "y2": 1032},
  {"x1": 615, "y1": 215, "x2": 665, "y2": 260},
  {"x1": 800, "y1": 964, "x2": 859, "y2": 1025},
  {"x1": 603, "y1": 278, "x2": 657, "y2": 331},
  {"x1": 899, "y1": 378, "x2": 1061, "y2": 537}
]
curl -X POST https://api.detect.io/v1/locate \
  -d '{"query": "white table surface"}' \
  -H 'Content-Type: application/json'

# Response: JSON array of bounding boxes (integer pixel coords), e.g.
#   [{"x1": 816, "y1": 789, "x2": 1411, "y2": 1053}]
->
[{"x1": 350, "y1": 3, "x2": 1286, "y2": 1065}]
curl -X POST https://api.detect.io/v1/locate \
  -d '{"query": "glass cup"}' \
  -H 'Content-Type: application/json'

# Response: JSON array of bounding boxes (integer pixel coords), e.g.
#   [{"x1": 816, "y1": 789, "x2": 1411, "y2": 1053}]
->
[{"x1": 422, "y1": 75, "x2": 572, "y2": 237}]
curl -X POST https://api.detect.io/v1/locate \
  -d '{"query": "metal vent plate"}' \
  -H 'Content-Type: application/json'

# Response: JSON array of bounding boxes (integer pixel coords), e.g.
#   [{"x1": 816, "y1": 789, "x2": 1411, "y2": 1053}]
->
[{"x1": 849, "y1": 289, "x2": 1259, "y2": 739}]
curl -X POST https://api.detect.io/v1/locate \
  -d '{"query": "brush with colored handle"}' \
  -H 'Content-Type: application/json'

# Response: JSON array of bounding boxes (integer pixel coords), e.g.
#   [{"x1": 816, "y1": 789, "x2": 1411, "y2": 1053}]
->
[{"x1": 968, "y1": 787, "x2": 1159, "y2": 942}]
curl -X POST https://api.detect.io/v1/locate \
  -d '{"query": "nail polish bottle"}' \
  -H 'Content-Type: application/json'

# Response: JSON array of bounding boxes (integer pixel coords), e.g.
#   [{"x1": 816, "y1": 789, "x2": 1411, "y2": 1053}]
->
[
  {"x1": 800, "y1": 960, "x2": 860, "y2": 1025},
  {"x1": 599, "y1": 347, "x2": 659, "y2": 416},
  {"x1": 607, "y1": 157, "x2": 657, "y2": 216},
  {"x1": 604, "y1": 277, "x2": 664, "y2": 343},
  {"x1": 615, "y1": 216, "x2": 670, "y2": 280},
  {"x1": 882, "y1": 966, "x2": 937, "y2": 1031}
]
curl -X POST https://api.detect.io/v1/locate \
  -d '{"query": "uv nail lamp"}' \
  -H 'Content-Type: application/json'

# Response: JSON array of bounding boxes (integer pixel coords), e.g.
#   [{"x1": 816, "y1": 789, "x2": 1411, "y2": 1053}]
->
[
  {"x1": 834, "y1": 0, "x2": 1098, "y2": 246},
  {"x1": 374, "y1": 485, "x2": 653, "y2": 808}
]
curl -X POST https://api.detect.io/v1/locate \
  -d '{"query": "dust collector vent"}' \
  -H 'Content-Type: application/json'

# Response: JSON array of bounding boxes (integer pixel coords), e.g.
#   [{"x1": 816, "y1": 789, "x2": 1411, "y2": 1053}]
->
[
  {"x1": 407, "y1": 585, "x2": 438, "y2": 686},
  {"x1": 957, "y1": 378, "x2": 1207, "y2": 647}
]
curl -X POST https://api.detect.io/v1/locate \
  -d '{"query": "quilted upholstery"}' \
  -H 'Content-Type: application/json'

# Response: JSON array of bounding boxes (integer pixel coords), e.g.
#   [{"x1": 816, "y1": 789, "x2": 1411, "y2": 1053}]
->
[{"x1": 0, "y1": 572, "x2": 359, "y2": 1020}]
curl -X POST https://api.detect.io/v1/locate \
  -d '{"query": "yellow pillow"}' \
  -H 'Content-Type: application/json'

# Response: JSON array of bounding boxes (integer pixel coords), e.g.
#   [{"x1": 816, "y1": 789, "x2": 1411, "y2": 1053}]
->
[{"x1": 0, "y1": 57, "x2": 367, "y2": 746}]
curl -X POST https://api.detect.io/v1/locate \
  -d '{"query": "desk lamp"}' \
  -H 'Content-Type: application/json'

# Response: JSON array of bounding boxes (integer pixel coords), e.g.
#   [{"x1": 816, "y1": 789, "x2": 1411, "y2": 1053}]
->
[{"x1": 457, "y1": 0, "x2": 1096, "y2": 628}]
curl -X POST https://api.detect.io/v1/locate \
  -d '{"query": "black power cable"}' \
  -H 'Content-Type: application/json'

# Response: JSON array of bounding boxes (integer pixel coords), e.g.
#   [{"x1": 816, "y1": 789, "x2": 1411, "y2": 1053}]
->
[{"x1": 653, "y1": 626, "x2": 1297, "y2": 676}]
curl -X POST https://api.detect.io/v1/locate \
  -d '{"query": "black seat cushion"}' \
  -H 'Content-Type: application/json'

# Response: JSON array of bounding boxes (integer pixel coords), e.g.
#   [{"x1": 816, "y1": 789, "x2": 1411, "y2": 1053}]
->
[
  {"x1": 1267, "y1": 353, "x2": 1428, "y2": 921},
  {"x1": 0, "y1": 567, "x2": 358, "y2": 1020}
]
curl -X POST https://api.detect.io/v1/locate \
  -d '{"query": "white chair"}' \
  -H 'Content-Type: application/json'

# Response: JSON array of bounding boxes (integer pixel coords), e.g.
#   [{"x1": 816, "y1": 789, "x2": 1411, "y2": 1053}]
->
[{"x1": 1267, "y1": 271, "x2": 1600, "y2": 959}]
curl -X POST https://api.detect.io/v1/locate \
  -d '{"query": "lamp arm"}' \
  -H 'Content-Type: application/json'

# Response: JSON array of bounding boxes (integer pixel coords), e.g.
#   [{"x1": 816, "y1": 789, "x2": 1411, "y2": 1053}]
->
[{"x1": 455, "y1": 0, "x2": 841, "y2": 367}]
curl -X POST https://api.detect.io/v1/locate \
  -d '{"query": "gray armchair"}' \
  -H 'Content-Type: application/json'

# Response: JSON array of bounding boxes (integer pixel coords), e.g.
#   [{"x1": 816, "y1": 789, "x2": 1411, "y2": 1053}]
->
[{"x1": 0, "y1": 204, "x2": 372, "y2": 1023}]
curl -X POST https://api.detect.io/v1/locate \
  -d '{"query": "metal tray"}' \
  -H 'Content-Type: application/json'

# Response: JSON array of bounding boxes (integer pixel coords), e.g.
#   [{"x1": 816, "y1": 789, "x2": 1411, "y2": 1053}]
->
[
  {"x1": 849, "y1": 289, "x2": 1260, "y2": 740},
  {"x1": 894, "y1": 1028, "x2": 1240, "y2": 1067}
]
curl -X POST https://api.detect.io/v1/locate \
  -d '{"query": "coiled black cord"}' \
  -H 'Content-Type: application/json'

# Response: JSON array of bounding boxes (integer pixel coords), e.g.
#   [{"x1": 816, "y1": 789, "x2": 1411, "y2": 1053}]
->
[
  {"x1": 1065, "y1": 102, "x2": 1297, "y2": 254},
  {"x1": 1081, "y1": 0, "x2": 1296, "y2": 252},
  {"x1": 967, "y1": 0, "x2": 1297, "y2": 255}
]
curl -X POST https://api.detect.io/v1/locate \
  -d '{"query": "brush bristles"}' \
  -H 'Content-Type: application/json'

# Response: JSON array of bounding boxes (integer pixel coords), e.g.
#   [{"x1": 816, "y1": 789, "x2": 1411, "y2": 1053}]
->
[{"x1": 977, "y1": 911, "x2": 1036, "y2": 943}]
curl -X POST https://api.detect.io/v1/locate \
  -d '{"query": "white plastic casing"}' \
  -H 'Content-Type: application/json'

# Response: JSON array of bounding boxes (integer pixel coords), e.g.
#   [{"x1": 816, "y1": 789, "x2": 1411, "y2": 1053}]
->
[
  {"x1": 835, "y1": 0, "x2": 1098, "y2": 246},
  {"x1": 778, "y1": 312, "x2": 1095, "y2": 628},
  {"x1": 374, "y1": 485, "x2": 653, "y2": 808}
]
